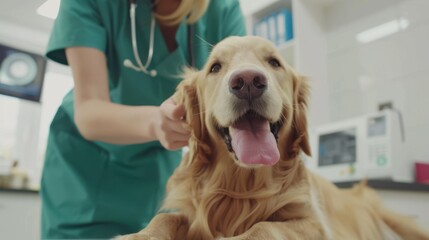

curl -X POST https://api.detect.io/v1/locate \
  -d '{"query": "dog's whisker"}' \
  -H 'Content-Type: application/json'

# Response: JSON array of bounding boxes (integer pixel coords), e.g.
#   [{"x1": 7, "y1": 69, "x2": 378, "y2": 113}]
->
[{"x1": 195, "y1": 34, "x2": 214, "y2": 48}]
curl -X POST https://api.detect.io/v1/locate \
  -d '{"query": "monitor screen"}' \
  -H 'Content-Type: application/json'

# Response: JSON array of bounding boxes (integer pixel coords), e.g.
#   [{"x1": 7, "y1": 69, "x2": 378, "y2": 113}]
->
[
  {"x1": 368, "y1": 115, "x2": 386, "y2": 137},
  {"x1": 318, "y1": 128, "x2": 357, "y2": 167},
  {"x1": 0, "y1": 44, "x2": 46, "y2": 102}
]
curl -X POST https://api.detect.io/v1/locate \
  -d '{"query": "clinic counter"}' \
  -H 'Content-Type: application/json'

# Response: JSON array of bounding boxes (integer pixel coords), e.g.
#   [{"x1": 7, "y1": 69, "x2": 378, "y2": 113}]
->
[
  {"x1": 1, "y1": 181, "x2": 429, "y2": 194},
  {"x1": 335, "y1": 180, "x2": 429, "y2": 192},
  {"x1": 0, "y1": 187, "x2": 39, "y2": 194}
]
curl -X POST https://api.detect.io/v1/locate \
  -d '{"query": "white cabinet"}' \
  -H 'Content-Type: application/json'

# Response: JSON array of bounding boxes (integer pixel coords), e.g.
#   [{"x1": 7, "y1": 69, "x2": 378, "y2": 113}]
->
[{"x1": 0, "y1": 190, "x2": 40, "y2": 240}]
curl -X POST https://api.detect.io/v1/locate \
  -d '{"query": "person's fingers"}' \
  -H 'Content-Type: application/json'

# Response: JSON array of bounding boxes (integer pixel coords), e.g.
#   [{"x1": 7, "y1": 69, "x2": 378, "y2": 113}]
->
[
  {"x1": 170, "y1": 141, "x2": 189, "y2": 150},
  {"x1": 158, "y1": 121, "x2": 190, "y2": 142},
  {"x1": 161, "y1": 97, "x2": 186, "y2": 121},
  {"x1": 161, "y1": 117, "x2": 190, "y2": 134},
  {"x1": 167, "y1": 123, "x2": 190, "y2": 140},
  {"x1": 163, "y1": 139, "x2": 189, "y2": 150},
  {"x1": 171, "y1": 104, "x2": 186, "y2": 121},
  {"x1": 160, "y1": 98, "x2": 176, "y2": 119},
  {"x1": 170, "y1": 132, "x2": 191, "y2": 142},
  {"x1": 172, "y1": 122, "x2": 190, "y2": 135}
]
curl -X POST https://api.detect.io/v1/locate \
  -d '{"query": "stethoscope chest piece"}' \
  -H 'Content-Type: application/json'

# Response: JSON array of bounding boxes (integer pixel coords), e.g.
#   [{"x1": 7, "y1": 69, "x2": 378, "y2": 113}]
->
[{"x1": 123, "y1": 1, "x2": 157, "y2": 77}]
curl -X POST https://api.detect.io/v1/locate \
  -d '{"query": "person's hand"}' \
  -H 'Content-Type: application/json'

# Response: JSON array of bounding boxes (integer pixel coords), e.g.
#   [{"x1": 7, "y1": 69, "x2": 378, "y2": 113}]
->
[{"x1": 155, "y1": 97, "x2": 190, "y2": 150}]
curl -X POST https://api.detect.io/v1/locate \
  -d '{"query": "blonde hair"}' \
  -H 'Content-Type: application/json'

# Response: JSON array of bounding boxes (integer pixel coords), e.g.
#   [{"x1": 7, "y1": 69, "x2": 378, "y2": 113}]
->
[{"x1": 154, "y1": 0, "x2": 210, "y2": 26}]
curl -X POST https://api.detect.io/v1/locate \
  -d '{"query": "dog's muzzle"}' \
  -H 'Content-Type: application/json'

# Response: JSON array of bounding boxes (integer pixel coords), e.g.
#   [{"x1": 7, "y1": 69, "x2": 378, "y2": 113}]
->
[{"x1": 219, "y1": 111, "x2": 282, "y2": 166}]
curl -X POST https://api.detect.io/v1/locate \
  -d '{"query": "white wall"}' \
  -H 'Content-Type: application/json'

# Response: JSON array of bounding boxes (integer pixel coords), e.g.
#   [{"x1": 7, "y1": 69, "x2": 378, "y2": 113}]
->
[
  {"x1": 325, "y1": 0, "x2": 429, "y2": 163},
  {"x1": 0, "y1": 192, "x2": 40, "y2": 240},
  {"x1": 0, "y1": 20, "x2": 73, "y2": 188}
]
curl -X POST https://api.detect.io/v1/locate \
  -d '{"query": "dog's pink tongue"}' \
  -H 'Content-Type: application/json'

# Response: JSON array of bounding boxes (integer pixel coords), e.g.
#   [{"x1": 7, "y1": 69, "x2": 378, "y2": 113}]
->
[{"x1": 230, "y1": 117, "x2": 280, "y2": 166}]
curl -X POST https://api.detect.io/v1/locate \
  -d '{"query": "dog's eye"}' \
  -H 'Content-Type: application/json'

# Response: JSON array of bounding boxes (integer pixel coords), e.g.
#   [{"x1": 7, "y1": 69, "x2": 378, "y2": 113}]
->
[
  {"x1": 268, "y1": 58, "x2": 281, "y2": 68},
  {"x1": 210, "y1": 63, "x2": 222, "y2": 73}
]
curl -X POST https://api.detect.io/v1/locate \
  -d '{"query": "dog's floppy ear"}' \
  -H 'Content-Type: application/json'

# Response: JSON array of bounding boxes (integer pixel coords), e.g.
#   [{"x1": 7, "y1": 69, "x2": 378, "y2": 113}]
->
[
  {"x1": 173, "y1": 68, "x2": 209, "y2": 164},
  {"x1": 290, "y1": 69, "x2": 311, "y2": 156},
  {"x1": 174, "y1": 69, "x2": 204, "y2": 137}
]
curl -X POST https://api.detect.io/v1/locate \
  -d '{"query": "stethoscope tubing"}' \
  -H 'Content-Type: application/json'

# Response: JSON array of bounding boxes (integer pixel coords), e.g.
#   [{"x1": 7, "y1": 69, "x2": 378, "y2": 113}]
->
[
  {"x1": 130, "y1": 2, "x2": 155, "y2": 73},
  {"x1": 123, "y1": 1, "x2": 157, "y2": 76},
  {"x1": 124, "y1": 0, "x2": 194, "y2": 77}
]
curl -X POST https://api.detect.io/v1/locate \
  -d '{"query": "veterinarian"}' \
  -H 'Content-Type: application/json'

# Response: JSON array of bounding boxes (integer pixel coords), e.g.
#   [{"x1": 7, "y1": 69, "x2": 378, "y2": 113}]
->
[{"x1": 41, "y1": 0, "x2": 246, "y2": 238}]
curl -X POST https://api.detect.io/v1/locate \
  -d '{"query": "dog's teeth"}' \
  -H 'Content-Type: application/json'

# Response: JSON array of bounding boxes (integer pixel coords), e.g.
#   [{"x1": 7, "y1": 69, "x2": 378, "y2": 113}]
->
[
  {"x1": 221, "y1": 128, "x2": 234, "y2": 152},
  {"x1": 270, "y1": 122, "x2": 281, "y2": 142}
]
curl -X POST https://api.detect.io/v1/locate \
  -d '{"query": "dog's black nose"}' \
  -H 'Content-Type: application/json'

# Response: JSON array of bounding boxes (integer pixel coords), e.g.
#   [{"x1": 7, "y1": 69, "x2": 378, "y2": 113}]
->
[{"x1": 229, "y1": 69, "x2": 267, "y2": 100}]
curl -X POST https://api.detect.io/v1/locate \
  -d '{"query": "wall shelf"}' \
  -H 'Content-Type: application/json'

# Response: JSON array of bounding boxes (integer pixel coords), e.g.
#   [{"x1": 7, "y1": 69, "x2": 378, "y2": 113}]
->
[{"x1": 251, "y1": 0, "x2": 292, "y2": 20}]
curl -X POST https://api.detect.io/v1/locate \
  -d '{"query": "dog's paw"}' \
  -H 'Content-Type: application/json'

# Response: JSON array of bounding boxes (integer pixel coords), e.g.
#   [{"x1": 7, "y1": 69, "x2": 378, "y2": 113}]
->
[{"x1": 112, "y1": 233, "x2": 159, "y2": 240}]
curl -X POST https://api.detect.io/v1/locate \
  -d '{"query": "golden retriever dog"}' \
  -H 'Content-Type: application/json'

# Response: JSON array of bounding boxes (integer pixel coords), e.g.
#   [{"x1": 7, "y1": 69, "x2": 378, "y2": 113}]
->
[{"x1": 118, "y1": 36, "x2": 429, "y2": 240}]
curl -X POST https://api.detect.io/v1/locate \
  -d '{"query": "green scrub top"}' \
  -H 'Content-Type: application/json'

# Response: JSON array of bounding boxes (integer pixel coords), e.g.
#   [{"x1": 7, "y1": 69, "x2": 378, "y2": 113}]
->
[{"x1": 41, "y1": 0, "x2": 246, "y2": 239}]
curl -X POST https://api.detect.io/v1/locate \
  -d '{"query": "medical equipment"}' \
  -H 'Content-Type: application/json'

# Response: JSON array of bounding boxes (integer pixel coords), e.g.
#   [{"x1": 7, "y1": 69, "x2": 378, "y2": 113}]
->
[
  {"x1": 309, "y1": 109, "x2": 411, "y2": 183},
  {"x1": 124, "y1": 0, "x2": 195, "y2": 77},
  {"x1": 0, "y1": 43, "x2": 46, "y2": 102}
]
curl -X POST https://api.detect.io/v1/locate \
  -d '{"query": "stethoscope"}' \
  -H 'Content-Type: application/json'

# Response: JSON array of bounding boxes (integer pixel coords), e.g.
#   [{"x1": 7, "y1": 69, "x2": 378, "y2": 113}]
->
[{"x1": 123, "y1": 0, "x2": 195, "y2": 77}]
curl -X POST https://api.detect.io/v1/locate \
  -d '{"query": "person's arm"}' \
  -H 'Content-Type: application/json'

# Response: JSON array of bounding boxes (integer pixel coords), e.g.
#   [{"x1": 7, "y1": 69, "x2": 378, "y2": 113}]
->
[{"x1": 67, "y1": 47, "x2": 190, "y2": 149}]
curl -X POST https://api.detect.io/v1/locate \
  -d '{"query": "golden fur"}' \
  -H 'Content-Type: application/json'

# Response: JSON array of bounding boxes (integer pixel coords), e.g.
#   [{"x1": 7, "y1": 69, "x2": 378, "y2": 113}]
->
[{"x1": 118, "y1": 36, "x2": 429, "y2": 240}]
